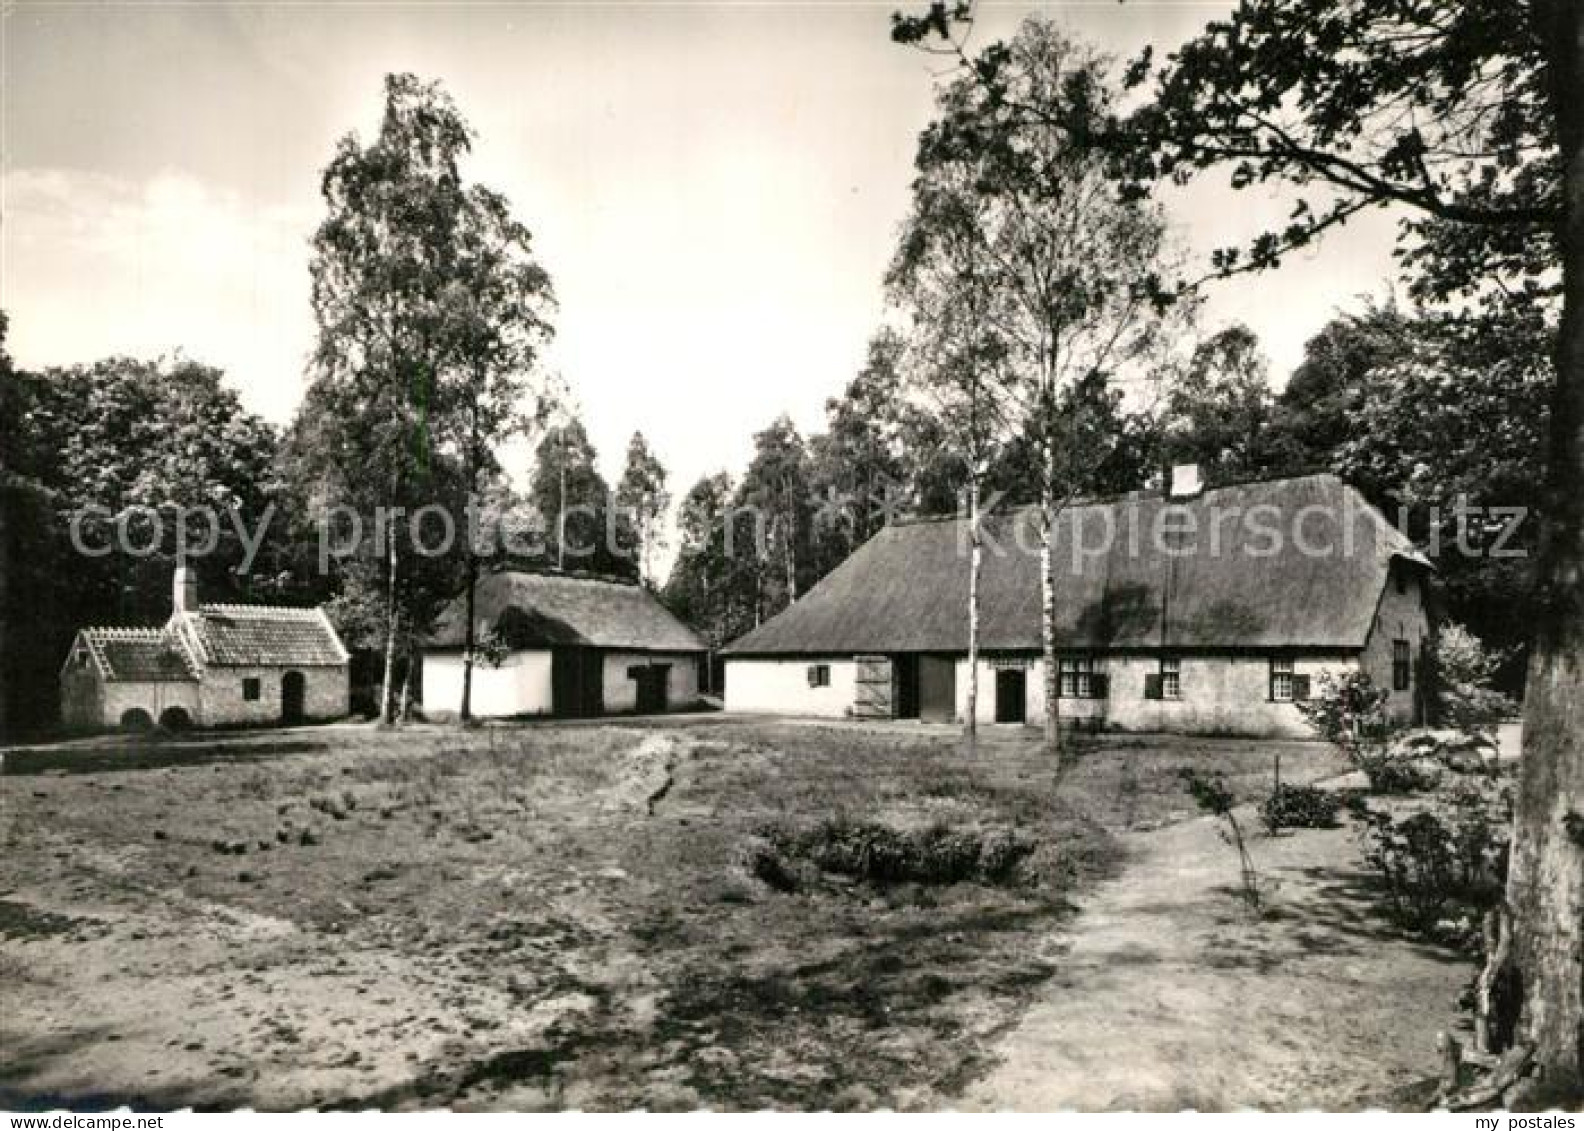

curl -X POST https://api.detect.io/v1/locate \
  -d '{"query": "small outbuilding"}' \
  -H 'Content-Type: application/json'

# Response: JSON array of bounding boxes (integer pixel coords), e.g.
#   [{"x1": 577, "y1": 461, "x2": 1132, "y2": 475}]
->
[
  {"x1": 61, "y1": 567, "x2": 351, "y2": 730},
  {"x1": 422, "y1": 569, "x2": 707, "y2": 719}
]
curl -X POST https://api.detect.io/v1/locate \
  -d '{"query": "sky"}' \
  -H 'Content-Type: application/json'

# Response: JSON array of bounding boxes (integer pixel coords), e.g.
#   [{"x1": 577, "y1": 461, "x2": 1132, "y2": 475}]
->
[{"x1": 3, "y1": 1, "x2": 1404, "y2": 502}]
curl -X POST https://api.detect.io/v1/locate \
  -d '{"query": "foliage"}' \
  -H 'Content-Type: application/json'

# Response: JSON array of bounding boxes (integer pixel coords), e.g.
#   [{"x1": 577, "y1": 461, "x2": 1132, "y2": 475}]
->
[
  {"x1": 750, "y1": 817, "x2": 1037, "y2": 890},
  {"x1": 1259, "y1": 783, "x2": 1341, "y2": 835},
  {"x1": 1294, "y1": 671, "x2": 1428, "y2": 793},
  {"x1": 1358, "y1": 782, "x2": 1510, "y2": 938},
  {"x1": 1161, "y1": 324, "x2": 1279, "y2": 483},
  {"x1": 662, "y1": 472, "x2": 759, "y2": 650},
  {"x1": 528, "y1": 415, "x2": 628, "y2": 577},
  {"x1": 614, "y1": 431, "x2": 670, "y2": 587},
  {"x1": 1177, "y1": 768, "x2": 1261, "y2": 913},
  {"x1": 733, "y1": 415, "x2": 813, "y2": 619},
  {"x1": 1429, "y1": 623, "x2": 1518, "y2": 735}
]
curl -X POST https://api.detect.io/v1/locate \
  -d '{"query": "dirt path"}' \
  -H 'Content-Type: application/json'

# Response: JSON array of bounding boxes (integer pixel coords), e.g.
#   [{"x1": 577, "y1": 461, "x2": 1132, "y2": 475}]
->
[{"x1": 961, "y1": 804, "x2": 1474, "y2": 1111}]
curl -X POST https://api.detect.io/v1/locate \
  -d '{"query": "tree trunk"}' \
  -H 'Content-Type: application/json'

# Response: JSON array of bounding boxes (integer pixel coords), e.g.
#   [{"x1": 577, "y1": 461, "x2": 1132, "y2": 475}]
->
[
  {"x1": 460, "y1": 548, "x2": 478, "y2": 724},
  {"x1": 379, "y1": 517, "x2": 401, "y2": 725},
  {"x1": 1497, "y1": 0, "x2": 1584, "y2": 1104},
  {"x1": 1040, "y1": 494, "x2": 1061, "y2": 760},
  {"x1": 398, "y1": 631, "x2": 415, "y2": 722},
  {"x1": 965, "y1": 477, "x2": 982, "y2": 756}
]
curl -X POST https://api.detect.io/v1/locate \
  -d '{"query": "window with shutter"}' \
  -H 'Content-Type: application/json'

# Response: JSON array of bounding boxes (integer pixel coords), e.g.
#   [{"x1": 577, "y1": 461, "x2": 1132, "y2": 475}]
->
[
  {"x1": 1143, "y1": 673, "x2": 1163, "y2": 700},
  {"x1": 1089, "y1": 673, "x2": 1110, "y2": 699},
  {"x1": 1291, "y1": 674, "x2": 1312, "y2": 702},
  {"x1": 1270, "y1": 657, "x2": 1295, "y2": 701},
  {"x1": 1159, "y1": 657, "x2": 1181, "y2": 699}
]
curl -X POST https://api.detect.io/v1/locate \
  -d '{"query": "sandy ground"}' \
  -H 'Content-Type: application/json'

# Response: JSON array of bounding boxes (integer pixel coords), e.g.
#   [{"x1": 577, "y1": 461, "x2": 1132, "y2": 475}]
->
[
  {"x1": 0, "y1": 721, "x2": 1474, "y2": 1111},
  {"x1": 964, "y1": 800, "x2": 1475, "y2": 1111}
]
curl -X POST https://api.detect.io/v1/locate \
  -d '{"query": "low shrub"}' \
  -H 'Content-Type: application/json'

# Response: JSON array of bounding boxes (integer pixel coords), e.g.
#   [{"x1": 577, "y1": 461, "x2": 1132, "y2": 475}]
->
[
  {"x1": 1358, "y1": 786, "x2": 1509, "y2": 936},
  {"x1": 1260, "y1": 783, "x2": 1341, "y2": 833},
  {"x1": 749, "y1": 817, "x2": 1036, "y2": 889}
]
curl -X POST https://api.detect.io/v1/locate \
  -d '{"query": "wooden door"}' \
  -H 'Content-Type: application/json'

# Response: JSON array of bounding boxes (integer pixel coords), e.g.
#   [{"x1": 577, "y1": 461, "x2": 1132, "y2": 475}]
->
[
  {"x1": 994, "y1": 669, "x2": 1027, "y2": 723},
  {"x1": 853, "y1": 655, "x2": 894, "y2": 718},
  {"x1": 893, "y1": 654, "x2": 920, "y2": 719},
  {"x1": 281, "y1": 671, "x2": 305, "y2": 724},
  {"x1": 918, "y1": 655, "x2": 956, "y2": 723}
]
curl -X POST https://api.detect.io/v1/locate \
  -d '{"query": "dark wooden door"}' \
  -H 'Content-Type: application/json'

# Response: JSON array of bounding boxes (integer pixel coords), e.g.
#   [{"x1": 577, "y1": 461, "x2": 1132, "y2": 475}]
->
[
  {"x1": 918, "y1": 655, "x2": 956, "y2": 723},
  {"x1": 632, "y1": 664, "x2": 669, "y2": 714},
  {"x1": 893, "y1": 654, "x2": 919, "y2": 719},
  {"x1": 995, "y1": 669, "x2": 1027, "y2": 723},
  {"x1": 552, "y1": 648, "x2": 604, "y2": 718},
  {"x1": 281, "y1": 671, "x2": 305, "y2": 724}
]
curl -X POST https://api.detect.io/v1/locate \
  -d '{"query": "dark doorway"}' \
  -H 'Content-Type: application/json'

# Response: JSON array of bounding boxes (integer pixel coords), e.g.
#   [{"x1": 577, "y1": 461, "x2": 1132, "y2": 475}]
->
[
  {"x1": 995, "y1": 669, "x2": 1027, "y2": 723},
  {"x1": 631, "y1": 664, "x2": 670, "y2": 714},
  {"x1": 918, "y1": 655, "x2": 956, "y2": 723},
  {"x1": 281, "y1": 671, "x2": 306, "y2": 724},
  {"x1": 552, "y1": 648, "x2": 604, "y2": 718},
  {"x1": 893, "y1": 654, "x2": 919, "y2": 719}
]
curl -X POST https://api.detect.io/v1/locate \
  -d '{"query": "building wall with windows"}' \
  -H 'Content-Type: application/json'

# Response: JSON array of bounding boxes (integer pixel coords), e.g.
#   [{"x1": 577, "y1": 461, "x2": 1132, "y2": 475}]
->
[
  {"x1": 725, "y1": 658, "x2": 857, "y2": 718},
  {"x1": 943, "y1": 652, "x2": 1359, "y2": 737},
  {"x1": 1360, "y1": 561, "x2": 1432, "y2": 722}
]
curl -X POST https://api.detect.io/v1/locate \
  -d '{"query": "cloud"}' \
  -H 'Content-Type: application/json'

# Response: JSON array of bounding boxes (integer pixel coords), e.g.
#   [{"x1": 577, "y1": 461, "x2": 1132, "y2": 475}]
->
[{"x1": 2, "y1": 168, "x2": 317, "y2": 423}]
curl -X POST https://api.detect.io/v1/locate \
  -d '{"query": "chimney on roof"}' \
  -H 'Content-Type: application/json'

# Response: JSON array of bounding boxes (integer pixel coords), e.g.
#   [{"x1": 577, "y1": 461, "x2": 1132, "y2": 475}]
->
[
  {"x1": 173, "y1": 565, "x2": 199, "y2": 614},
  {"x1": 1168, "y1": 463, "x2": 1203, "y2": 499}
]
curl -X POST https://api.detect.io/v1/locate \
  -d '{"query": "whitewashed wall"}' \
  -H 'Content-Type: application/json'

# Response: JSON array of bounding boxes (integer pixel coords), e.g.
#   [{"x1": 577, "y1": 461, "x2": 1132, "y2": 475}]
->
[
  {"x1": 724, "y1": 658, "x2": 857, "y2": 717},
  {"x1": 423, "y1": 650, "x2": 553, "y2": 718},
  {"x1": 600, "y1": 651, "x2": 703, "y2": 713},
  {"x1": 1361, "y1": 566, "x2": 1431, "y2": 722}
]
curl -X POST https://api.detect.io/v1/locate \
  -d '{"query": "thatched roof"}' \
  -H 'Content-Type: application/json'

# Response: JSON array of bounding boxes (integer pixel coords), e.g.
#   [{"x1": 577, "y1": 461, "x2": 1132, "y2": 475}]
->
[
  {"x1": 724, "y1": 474, "x2": 1428, "y2": 656},
  {"x1": 426, "y1": 570, "x2": 706, "y2": 653}
]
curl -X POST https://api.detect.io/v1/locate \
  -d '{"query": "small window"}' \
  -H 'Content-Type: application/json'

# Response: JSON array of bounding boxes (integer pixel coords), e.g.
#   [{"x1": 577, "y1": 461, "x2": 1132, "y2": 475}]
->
[
  {"x1": 1159, "y1": 657, "x2": 1181, "y2": 700},
  {"x1": 1058, "y1": 657, "x2": 1095, "y2": 698},
  {"x1": 806, "y1": 664, "x2": 830, "y2": 689},
  {"x1": 1393, "y1": 640, "x2": 1411, "y2": 691},
  {"x1": 243, "y1": 677, "x2": 261, "y2": 701},
  {"x1": 1270, "y1": 657, "x2": 1294, "y2": 702}
]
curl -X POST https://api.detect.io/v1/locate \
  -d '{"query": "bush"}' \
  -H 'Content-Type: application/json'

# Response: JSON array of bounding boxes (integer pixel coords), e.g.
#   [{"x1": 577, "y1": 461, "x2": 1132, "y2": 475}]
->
[
  {"x1": 1260, "y1": 783, "x2": 1341, "y2": 833},
  {"x1": 1429, "y1": 623, "x2": 1516, "y2": 736},
  {"x1": 750, "y1": 818, "x2": 1036, "y2": 889},
  {"x1": 1295, "y1": 671, "x2": 1437, "y2": 793},
  {"x1": 1357, "y1": 785, "x2": 1509, "y2": 936}
]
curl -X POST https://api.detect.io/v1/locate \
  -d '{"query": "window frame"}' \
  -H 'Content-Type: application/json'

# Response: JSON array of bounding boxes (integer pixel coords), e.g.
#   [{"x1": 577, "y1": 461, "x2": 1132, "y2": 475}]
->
[
  {"x1": 1159, "y1": 656, "x2": 1182, "y2": 700},
  {"x1": 1057, "y1": 656, "x2": 1095, "y2": 699},
  {"x1": 807, "y1": 663, "x2": 831, "y2": 689},
  {"x1": 243, "y1": 677, "x2": 261, "y2": 702},
  {"x1": 1392, "y1": 640, "x2": 1411, "y2": 691},
  {"x1": 1270, "y1": 656, "x2": 1295, "y2": 702}
]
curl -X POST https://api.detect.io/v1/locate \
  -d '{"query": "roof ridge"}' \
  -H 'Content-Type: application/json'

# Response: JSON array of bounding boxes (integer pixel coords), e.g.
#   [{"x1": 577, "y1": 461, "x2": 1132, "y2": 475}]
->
[
  {"x1": 83, "y1": 626, "x2": 168, "y2": 638},
  {"x1": 199, "y1": 603, "x2": 323, "y2": 617}
]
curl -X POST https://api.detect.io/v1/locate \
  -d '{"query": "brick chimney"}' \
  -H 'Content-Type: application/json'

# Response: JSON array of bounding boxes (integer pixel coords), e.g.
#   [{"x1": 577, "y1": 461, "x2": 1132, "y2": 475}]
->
[
  {"x1": 1168, "y1": 463, "x2": 1203, "y2": 499},
  {"x1": 173, "y1": 565, "x2": 200, "y2": 614}
]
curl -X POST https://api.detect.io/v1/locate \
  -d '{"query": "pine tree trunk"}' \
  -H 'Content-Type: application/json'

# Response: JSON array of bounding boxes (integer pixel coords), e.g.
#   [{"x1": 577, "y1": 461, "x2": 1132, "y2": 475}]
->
[
  {"x1": 965, "y1": 477, "x2": 982, "y2": 756},
  {"x1": 379, "y1": 518, "x2": 400, "y2": 725},
  {"x1": 1493, "y1": 3, "x2": 1584, "y2": 1103}
]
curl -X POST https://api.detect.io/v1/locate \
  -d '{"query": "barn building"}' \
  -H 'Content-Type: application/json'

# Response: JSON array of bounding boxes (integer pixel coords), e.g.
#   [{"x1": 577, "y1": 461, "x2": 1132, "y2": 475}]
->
[
  {"x1": 722, "y1": 471, "x2": 1431, "y2": 738},
  {"x1": 422, "y1": 569, "x2": 707, "y2": 719},
  {"x1": 60, "y1": 567, "x2": 351, "y2": 730}
]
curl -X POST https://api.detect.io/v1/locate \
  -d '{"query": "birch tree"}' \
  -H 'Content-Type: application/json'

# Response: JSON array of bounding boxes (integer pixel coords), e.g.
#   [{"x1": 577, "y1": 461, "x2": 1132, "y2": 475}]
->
[{"x1": 902, "y1": 20, "x2": 1183, "y2": 763}]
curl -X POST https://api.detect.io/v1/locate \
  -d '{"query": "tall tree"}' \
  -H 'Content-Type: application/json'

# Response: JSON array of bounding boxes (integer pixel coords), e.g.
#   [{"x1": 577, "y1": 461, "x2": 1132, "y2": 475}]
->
[
  {"x1": 441, "y1": 185, "x2": 555, "y2": 723},
  {"x1": 663, "y1": 471, "x2": 759, "y2": 653},
  {"x1": 898, "y1": 18, "x2": 1184, "y2": 762},
  {"x1": 529, "y1": 416, "x2": 624, "y2": 576},
  {"x1": 897, "y1": 0, "x2": 1580, "y2": 1100},
  {"x1": 1162, "y1": 324, "x2": 1277, "y2": 483},
  {"x1": 736, "y1": 416, "x2": 812, "y2": 621},
  {"x1": 297, "y1": 73, "x2": 478, "y2": 723},
  {"x1": 807, "y1": 330, "x2": 912, "y2": 579},
  {"x1": 614, "y1": 431, "x2": 671, "y2": 587}
]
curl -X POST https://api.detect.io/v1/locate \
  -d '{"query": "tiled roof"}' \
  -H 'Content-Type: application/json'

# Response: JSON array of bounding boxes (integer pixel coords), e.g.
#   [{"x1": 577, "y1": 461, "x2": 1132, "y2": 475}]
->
[
  {"x1": 173, "y1": 605, "x2": 350, "y2": 668},
  {"x1": 81, "y1": 628, "x2": 198, "y2": 682},
  {"x1": 725, "y1": 473, "x2": 1429, "y2": 656},
  {"x1": 426, "y1": 570, "x2": 706, "y2": 653}
]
